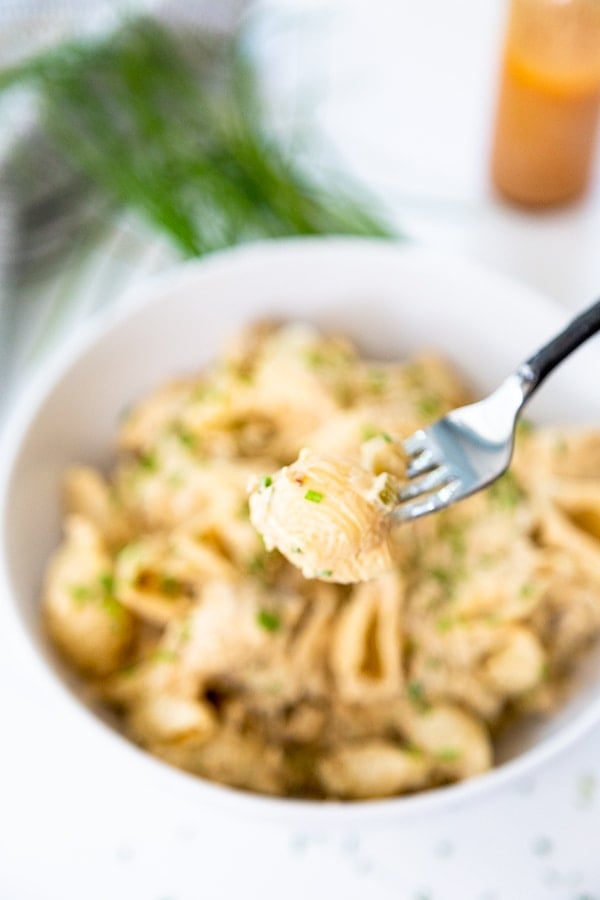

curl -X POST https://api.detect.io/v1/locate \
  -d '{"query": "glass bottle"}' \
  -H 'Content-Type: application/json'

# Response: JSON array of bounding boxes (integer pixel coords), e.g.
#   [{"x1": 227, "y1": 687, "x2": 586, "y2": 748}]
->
[{"x1": 491, "y1": 0, "x2": 600, "y2": 207}]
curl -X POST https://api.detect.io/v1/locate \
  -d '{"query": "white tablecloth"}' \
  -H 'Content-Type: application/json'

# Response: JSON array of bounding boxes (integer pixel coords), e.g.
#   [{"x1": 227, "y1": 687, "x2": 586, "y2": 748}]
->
[{"x1": 2, "y1": 2, "x2": 600, "y2": 898}]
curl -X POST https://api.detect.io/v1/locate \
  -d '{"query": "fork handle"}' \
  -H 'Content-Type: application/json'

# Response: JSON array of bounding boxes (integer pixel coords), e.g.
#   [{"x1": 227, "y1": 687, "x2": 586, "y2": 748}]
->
[{"x1": 519, "y1": 297, "x2": 600, "y2": 400}]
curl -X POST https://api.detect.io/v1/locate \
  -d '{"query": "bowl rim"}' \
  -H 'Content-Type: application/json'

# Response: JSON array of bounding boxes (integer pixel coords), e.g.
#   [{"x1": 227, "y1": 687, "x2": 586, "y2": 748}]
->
[{"x1": 2, "y1": 234, "x2": 600, "y2": 825}]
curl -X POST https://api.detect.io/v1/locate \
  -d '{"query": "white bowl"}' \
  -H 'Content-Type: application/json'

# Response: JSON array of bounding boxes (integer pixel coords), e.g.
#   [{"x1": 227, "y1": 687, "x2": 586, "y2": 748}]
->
[{"x1": 2, "y1": 237, "x2": 600, "y2": 825}]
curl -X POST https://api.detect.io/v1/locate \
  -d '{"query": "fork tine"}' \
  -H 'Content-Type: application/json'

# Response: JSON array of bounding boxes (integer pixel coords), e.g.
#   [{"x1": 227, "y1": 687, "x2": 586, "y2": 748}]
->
[
  {"x1": 402, "y1": 430, "x2": 428, "y2": 457},
  {"x1": 398, "y1": 465, "x2": 452, "y2": 501},
  {"x1": 396, "y1": 479, "x2": 462, "y2": 521},
  {"x1": 406, "y1": 448, "x2": 440, "y2": 478}
]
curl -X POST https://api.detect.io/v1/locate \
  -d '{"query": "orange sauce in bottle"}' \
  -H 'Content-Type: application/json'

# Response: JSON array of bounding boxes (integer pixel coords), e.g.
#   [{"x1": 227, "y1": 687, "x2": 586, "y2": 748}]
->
[{"x1": 491, "y1": 0, "x2": 600, "y2": 207}]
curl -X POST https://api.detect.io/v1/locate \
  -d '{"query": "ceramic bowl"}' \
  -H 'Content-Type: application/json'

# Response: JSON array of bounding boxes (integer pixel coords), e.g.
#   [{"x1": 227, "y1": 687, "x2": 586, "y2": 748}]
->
[{"x1": 2, "y1": 237, "x2": 600, "y2": 823}]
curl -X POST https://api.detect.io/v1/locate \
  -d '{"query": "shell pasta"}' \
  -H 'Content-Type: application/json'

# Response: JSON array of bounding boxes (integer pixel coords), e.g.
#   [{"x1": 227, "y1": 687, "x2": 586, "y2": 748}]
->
[{"x1": 43, "y1": 322, "x2": 600, "y2": 799}]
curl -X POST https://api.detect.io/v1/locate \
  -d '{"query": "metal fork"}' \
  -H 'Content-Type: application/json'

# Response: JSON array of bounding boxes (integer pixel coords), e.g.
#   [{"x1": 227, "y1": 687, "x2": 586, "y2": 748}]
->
[{"x1": 394, "y1": 298, "x2": 600, "y2": 521}]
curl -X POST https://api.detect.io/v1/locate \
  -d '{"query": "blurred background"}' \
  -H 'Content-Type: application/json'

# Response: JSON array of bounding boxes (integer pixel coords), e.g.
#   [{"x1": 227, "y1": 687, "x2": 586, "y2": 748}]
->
[{"x1": 1, "y1": 1, "x2": 600, "y2": 898}]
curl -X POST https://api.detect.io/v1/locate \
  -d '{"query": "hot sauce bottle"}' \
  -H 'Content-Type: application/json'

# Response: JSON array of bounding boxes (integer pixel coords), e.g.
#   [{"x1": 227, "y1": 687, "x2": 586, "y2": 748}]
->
[{"x1": 491, "y1": 0, "x2": 600, "y2": 207}]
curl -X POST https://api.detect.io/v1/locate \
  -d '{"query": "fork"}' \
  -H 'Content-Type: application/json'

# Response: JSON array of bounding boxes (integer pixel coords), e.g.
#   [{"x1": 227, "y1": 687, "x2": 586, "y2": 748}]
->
[{"x1": 395, "y1": 298, "x2": 600, "y2": 521}]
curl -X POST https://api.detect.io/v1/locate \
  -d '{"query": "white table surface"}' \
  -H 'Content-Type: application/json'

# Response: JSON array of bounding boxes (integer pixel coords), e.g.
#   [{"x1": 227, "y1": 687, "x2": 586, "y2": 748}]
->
[{"x1": 2, "y1": 1, "x2": 600, "y2": 898}]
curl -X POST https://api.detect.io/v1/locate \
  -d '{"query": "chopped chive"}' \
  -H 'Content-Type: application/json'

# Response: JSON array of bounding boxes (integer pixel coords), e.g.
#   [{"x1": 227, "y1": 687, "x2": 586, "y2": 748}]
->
[
  {"x1": 120, "y1": 660, "x2": 141, "y2": 677},
  {"x1": 99, "y1": 573, "x2": 115, "y2": 595},
  {"x1": 259, "y1": 475, "x2": 273, "y2": 490},
  {"x1": 101, "y1": 595, "x2": 126, "y2": 621},
  {"x1": 360, "y1": 423, "x2": 379, "y2": 442},
  {"x1": 151, "y1": 649, "x2": 178, "y2": 664},
  {"x1": 436, "y1": 747, "x2": 461, "y2": 763},
  {"x1": 417, "y1": 395, "x2": 442, "y2": 419},
  {"x1": 305, "y1": 489, "x2": 323, "y2": 503},
  {"x1": 304, "y1": 349, "x2": 326, "y2": 369},
  {"x1": 407, "y1": 680, "x2": 430, "y2": 712},
  {"x1": 173, "y1": 423, "x2": 196, "y2": 449},
  {"x1": 70, "y1": 584, "x2": 91, "y2": 603},
  {"x1": 256, "y1": 609, "x2": 281, "y2": 632},
  {"x1": 429, "y1": 566, "x2": 453, "y2": 588},
  {"x1": 517, "y1": 418, "x2": 534, "y2": 437},
  {"x1": 248, "y1": 554, "x2": 266, "y2": 577},
  {"x1": 403, "y1": 742, "x2": 425, "y2": 758},
  {"x1": 317, "y1": 569, "x2": 333, "y2": 578},
  {"x1": 138, "y1": 450, "x2": 158, "y2": 472},
  {"x1": 361, "y1": 424, "x2": 393, "y2": 444},
  {"x1": 234, "y1": 368, "x2": 253, "y2": 384},
  {"x1": 291, "y1": 546, "x2": 304, "y2": 554},
  {"x1": 367, "y1": 368, "x2": 387, "y2": 394},
  {"x1": 438, "y1": 520, "x2": 466, "y2": 557},
  {"x1": 488, "y1": 471, "x2": 523, "y2": 510},
  {"x1": 436, "y1": 615, "x2": 457, "y2": 633},
  {"x1": 160, "y1": 575, "x2": 180, "y2": 597}
]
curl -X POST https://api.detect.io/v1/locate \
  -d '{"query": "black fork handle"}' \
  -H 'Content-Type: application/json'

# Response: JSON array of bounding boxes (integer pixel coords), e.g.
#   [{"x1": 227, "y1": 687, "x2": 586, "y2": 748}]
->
[{"x1": 519, "y1": 298, "x2": 600, "y2": 400}]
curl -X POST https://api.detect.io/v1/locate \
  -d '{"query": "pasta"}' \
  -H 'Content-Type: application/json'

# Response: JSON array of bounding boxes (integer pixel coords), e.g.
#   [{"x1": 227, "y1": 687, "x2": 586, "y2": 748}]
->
[{"x1": 42, "y1": 322, "x2": 600, "y2": 800}]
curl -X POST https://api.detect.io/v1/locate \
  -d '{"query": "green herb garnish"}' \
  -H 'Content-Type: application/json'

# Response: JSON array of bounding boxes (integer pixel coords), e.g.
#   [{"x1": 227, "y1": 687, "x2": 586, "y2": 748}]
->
[
  {"x1": 488, "y1": 471, "x2": 523, "y2": 510},
  {"x1": 436, "y1": 615, "x2": 457, "y2": 633},
  {"x1": 0, "y1": 18, "x2": 393, "y2": 258},
  {"x1": 151, "y1": 649, "x2": 178, "y2": 664},
  {"x1": 407, "y1": 680, "x2": 430, "y2": 712},
  {"x1": 438, "y1": 520, "x2": 466, "y2": 557},
  {"x1": 360, "y1": 424, "x2": 379, "y2": 442},
  {"x1": 259, "y1": 475, "x2": 273, "y2": 490},
  {"x1": 248, "y1": 554, "x2": 266, "y2": 577},
  {"x1": 417, "y1": 395, "x2": 442, "y2": 419},
  {"x1": 366, "y1": 368, "x2": 387, "y2": 394},
  {"x1": 403, "y1": 743, "x2": 425, "y2": 759},
  {"x1": 70, "y1": 584, "x2": 91, "y2": 603},
  {"x1": 99, "y1": 573, "x2": 115, "y2": 595},
  {"x1": 256, "y1": 609, "x2": 281, "y2": 632},
  {"x1": 160, "y1": 575, "x2": 180, "y2": 597},
  {"x1": 429, "y1": 566, "x2": 453, "y2": 589},
  {"x1": 305, "y1": 489, "x2": 323, "y2": 503},
  {"x1": 173, "y1": 423, "x2": 196, "y2": 450},
  {"x1": 304, "y1": 349, "x2": 326, "y2": 369},
  {"x1": 317, "y1": 569, "x2": 333, "y2": 578},
  {"x1": 138, "y1": 450, "x2": 158, "y2": 472},
  {"x1": 179, "y1": 620, "x2": 192, "y2": 643},
  {"x1": 361, "y1": 425, "x2": 393, "y2": 444},
  {"x1": 436, "y1": 747, "x2": 462, "y2": 763},
  {"x1": 101, "y1": 595, "x2": 127, "y2": 621},
  {"x1": 517, "y1": 418, "x2": 534, "y2": 437}
]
